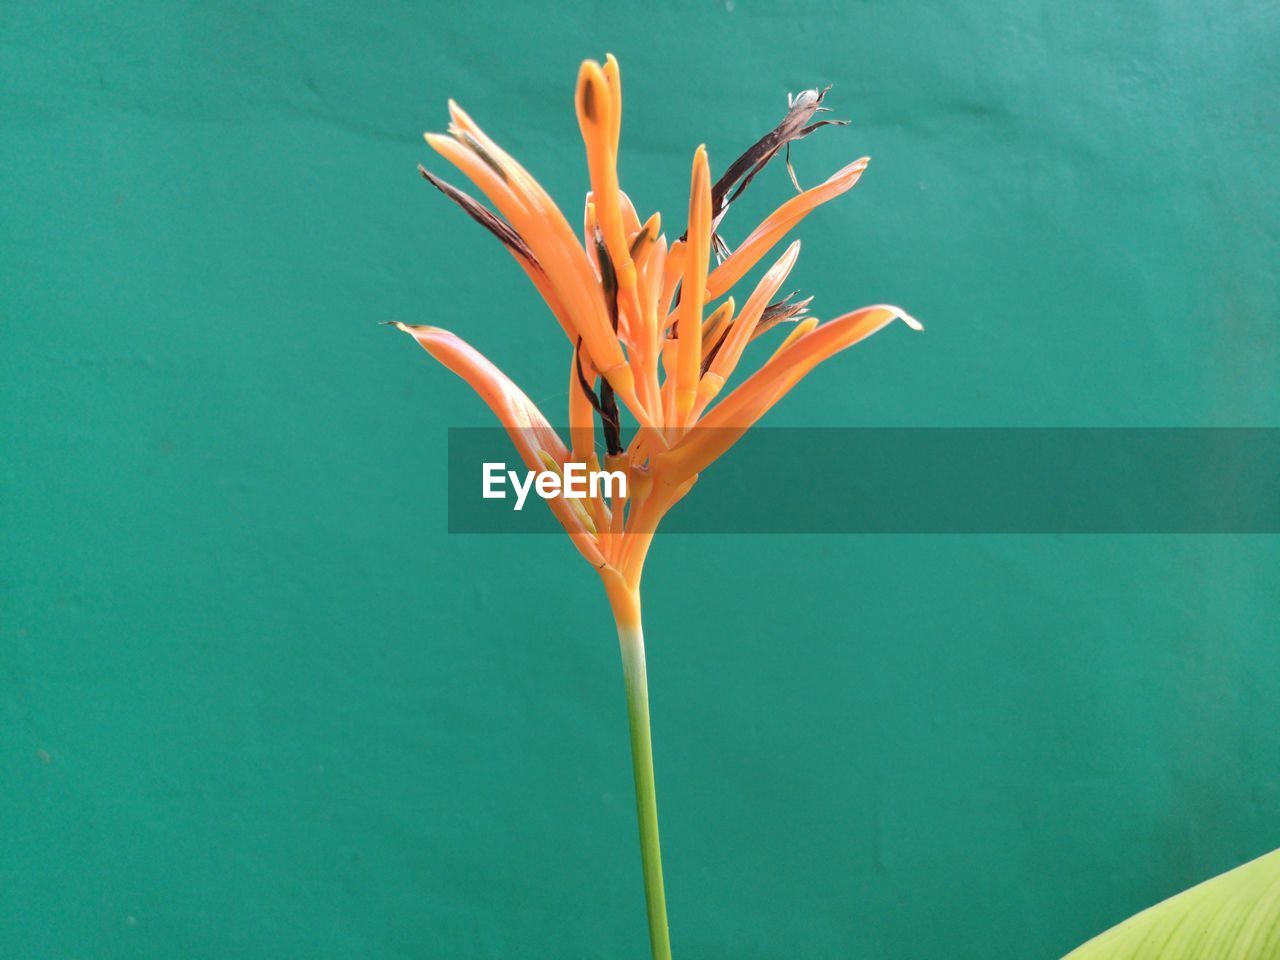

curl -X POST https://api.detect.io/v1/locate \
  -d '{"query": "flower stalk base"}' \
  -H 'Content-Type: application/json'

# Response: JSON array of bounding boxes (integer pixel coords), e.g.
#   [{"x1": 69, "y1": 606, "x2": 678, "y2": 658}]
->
[{"x1": 610, "y1": 584, "x2": 672, "y2": 960}]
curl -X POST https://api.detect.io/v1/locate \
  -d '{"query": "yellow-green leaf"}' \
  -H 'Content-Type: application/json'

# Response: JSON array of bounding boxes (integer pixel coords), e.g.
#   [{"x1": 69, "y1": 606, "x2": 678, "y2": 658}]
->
[{"x1": 1063, "y1": 848, "x2": 1280, "y2": 959}]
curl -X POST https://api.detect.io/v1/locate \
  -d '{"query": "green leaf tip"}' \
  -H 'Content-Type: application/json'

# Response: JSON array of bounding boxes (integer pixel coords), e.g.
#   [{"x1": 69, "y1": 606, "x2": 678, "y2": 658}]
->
[{"x1": 1063, "y1": 847, "x2": 1280, "y2": 959}]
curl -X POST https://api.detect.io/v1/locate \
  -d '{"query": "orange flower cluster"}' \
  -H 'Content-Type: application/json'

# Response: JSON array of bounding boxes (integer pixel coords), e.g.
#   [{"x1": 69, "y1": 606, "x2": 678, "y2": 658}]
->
[{"x1": 394, "y1": 56, "x2": 919, "y2": 599}]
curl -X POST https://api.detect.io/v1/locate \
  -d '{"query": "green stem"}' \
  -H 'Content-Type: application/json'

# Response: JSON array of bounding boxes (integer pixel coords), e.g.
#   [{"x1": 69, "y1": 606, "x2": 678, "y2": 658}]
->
[{"x1": 617, "y1": 615, "x2": 672, "y2": 960}]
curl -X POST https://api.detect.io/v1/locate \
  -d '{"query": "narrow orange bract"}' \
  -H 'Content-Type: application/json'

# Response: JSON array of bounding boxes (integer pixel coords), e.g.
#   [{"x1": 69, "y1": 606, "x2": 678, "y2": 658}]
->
[
  {"x1": 695, "y1": 240, "x2": 801, "y2": 418},
  {"x1": 706, "y1": 157, "x2": 869, "y2": 300},
  {"x1": 674, "y1": 146, "x2": 711, "y2": 428}
]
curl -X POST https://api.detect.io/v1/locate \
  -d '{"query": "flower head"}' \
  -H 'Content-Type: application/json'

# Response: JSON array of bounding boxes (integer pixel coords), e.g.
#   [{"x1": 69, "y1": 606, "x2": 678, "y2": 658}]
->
[{"x1": 394, "y1": 56, "x2": 920, "y2": 595}]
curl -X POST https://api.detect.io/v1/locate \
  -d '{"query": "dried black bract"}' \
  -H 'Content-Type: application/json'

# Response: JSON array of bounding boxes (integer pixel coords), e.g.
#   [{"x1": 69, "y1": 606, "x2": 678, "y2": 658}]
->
[
  {"x1": 593, "y1": 230, "x2": 620, "y2": 333},
  {"x1": 588, "y1": 229, "x2": 625, "y2": 455},
  {"x1": 698, "y1": 293, "x2": 812, "y2": 374},
  {"x1": 597, "y1": 376, "x2": 623, "y2": 456},
  {"x1": 711, "y1": 87, "x2": 846, "y2": 218},
  {"x1": 418, "y1": 165, "x2": 538, "y2": 266},
  {"x1": 708, "y1": 87, "x2": 848, "y2": 240},
  {"x1": 574, "y1": 339, "x2": 624, "y2": 457},
  {"x1": 751, "y1": 293, "x2": 814, "y2": 341},
  {"x1": 700, "y1": 329, "x2": 727, "y2": 376}
]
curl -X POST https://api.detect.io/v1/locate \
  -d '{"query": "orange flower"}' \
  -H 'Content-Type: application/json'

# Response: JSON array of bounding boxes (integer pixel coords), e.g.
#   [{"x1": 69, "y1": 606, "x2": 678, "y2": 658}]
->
[
  {"x1": 390, "y1": 57, "x2": 919, "y2": 960},
  {"x1": 396, "y1": 57, "x2": 919, "y2": 609}
]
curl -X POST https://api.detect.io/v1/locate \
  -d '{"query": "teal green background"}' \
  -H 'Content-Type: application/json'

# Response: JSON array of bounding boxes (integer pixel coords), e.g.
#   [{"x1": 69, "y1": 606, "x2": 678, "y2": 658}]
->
[{"x1": 2, "y1": 1, "x2": 1278, "y2": 958}]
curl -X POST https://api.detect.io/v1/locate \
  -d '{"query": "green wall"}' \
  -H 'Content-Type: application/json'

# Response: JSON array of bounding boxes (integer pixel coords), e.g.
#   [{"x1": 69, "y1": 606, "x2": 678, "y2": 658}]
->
[{"x1": 2, "y1": 1, "x2": 1277, "y2": 957}]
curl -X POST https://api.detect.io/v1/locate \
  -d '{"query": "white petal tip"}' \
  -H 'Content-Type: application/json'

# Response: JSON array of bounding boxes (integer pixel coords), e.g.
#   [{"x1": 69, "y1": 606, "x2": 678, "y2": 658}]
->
[{"x1": 894, "y1": 308, "x2": 924, "y2": 331}]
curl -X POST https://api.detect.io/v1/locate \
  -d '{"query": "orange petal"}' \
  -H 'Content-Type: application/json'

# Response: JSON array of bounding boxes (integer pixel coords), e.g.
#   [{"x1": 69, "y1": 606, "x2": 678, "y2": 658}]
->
[
  {"x1": 427, "y1": 115, "x2": 633, "y2": 401},
  {"x1": 566, "y1": 346, "x2": 612, "y2": 533},
  {"x1": 618, "y1": 191, "x2": 644, "y2": 240},
  {"x1": 659, "y1": 239, "x2": 687, "y2": 331},
  {"x1": 628, "y1": 211, "x2": 660, "y2": 265},
  {"x1": 639, "y1": 232, "x2": 668, "y2": 419},
  {"x1": 393, "y1": 323, "x2": 606, "y2": 567},
  {"x1": 659, "y1": 305, "x2": 920, "y2": 482},
  {"x1": 418, "y1": 164, "x2": 577, "y2": 343},
  {"x1": 425, "y1": 133, "x2": 598, "y2": 340},
  {"x1": 602, "y1": 54, "x2": 623, "y2": 152},
  {"x1": 697, "y1": 240, "x2": 801, "y2": 413},
  {"x1": 568, "y1": 343, "x2": 597, "y2": 462},
  {"x1": 706, "y1": 158, "x2": 868, "y2": 300},
  {"x1": 699, "y1": 298, "x2": 736, "y2": 362},
  {"x1": 576, "y1": 60, "x2": 636, "y2": 293},
  {"x1": 769, "y1": 316, "x2": 820, "y2": 359},
  {"x1": 675, "y1": 146, "x2": 712, "y2": 423}
]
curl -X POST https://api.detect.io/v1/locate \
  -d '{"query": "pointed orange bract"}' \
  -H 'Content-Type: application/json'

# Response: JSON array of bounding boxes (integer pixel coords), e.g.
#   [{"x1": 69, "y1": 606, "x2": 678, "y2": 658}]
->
[
  {"x1": 707, "y1": 158, "x2": 869, "y2": 300},
  {"x1": 393, "y1": 323, "x2": 606, "y2": 568},
  {"x1": 659, "y1": 305, "x2": 921, "y2": 484},
  {"x1": 674, "y1": 146, "x2": 711, "y2": 427},
  {"x1": 398, "y1": 57, "x2": 919, "y2": 588},
  {"x1": 693, "y1": 240, "x2": 801, "y2": 419}
]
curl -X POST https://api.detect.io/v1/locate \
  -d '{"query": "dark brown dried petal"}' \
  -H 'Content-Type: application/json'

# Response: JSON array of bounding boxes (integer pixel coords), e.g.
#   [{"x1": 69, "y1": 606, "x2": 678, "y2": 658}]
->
[
  {"x1": 750, "y1": 293, "x2": 814, "y2": 341},
  {"x1": 710, "y1": 87, "x2": 849, "y2": 224},
  {"x1": 700, "y1": 326, "x2": 729, "y2": 376},
  {"x1": 597, "y1": 377, "x2": 623, "y2": 456},
  {"x1": 592, "y1": 227, "x2": 620, "y2": 333},
  {"x1": 574, "y1": 339, "x2": 624, "y2": 456},
  {"x1": 418, "y1": 165, "x2": 538, "y2": 266},
  {"x1": 587, "y1": 228, "x2": 625, "y2": 455}
]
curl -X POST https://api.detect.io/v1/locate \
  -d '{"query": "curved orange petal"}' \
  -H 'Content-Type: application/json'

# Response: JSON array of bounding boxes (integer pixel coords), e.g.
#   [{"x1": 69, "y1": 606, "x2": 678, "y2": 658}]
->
[
  {"x1": 393, "y1": 323, "x2": 606, "y2": 567},
  {"x1": 568, "y1": 344, "x2": 598, "y2": 462},
  {"x1": 698, "y1": 298, "x2": 736, "y2": 363},
  {"x1": 675, "y1": 146, "x2": 712, "y2": 424},
  {"x1": 617, "y1": 190, "x2": 644, "y2": 239},
  {"x1": 576, "y1": 60, "x2": 634, "y2": 290},
  {"x1": 769, "y1": 315, "x2": 820, "y2": 358},
  {"x1": 638, "y1": 231, "x2": 668, "y2": 417},
  {"x1": 425, "y1": 132, "x2": 623, "y2": 370},
  {"x1": 705, "y1": 158, "x2": 868, "y2": 301},
  {"x1": 694, "y1": 240, "x2": 801, "y2": 418},
  {"x1": 658, "y1": 304, "x2": 921, "y2": 483},
  {"x1": 426, "y1": 120, "x2": 650, "y2": 429}
]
